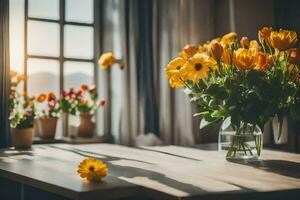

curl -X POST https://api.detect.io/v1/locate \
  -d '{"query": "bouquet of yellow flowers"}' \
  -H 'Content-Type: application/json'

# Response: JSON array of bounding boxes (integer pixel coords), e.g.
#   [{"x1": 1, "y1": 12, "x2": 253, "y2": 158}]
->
[{"x1": 166, "y1": 27, "x2": 300, "y2": 160}]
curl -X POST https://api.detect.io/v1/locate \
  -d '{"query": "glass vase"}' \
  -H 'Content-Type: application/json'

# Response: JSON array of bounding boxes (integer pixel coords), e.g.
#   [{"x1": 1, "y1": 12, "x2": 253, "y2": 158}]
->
[{"x1": 218, "y1": 117, "x2": 263, "y2": 161}]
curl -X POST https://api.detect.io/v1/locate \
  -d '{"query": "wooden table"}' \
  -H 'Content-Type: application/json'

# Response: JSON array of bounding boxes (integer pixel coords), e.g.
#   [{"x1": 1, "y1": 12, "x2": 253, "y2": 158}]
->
[{"x1": 0, "y1": 143, "x2": 300, "y2": 200}]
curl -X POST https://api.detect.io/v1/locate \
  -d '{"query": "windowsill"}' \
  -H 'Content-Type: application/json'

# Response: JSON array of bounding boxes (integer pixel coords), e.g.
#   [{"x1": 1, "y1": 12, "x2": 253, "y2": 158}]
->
[{"x1": 33, "y1": 135, "x2": 110, "y2": 145}]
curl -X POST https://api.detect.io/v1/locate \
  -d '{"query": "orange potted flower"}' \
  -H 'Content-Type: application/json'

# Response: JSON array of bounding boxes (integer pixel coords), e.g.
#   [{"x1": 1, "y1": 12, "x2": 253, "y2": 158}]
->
[
  {"x1": 9, "y1": 71, "x2": 35, "y2": 149},
  {"x1": 75, "y1": 84, "x2": 105, "y2": 138},
  {"x1": 35, "y1": 92, "x2": 61, "y2": 139}
]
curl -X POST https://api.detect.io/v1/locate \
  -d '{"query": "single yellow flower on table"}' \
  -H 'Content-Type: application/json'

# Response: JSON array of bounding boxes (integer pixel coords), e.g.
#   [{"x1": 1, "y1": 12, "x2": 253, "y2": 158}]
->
[
  {"x1": 233, "y1": 48, "x2": 257, "y2": 70},
  {"x1": 77, "y1": 157, "x2": 108, "y2": 182},
  {"x1": 269, "y1": 29, "x2": 297, "y2": 50},
  {"x1": 180, "y1": 53, "x2": 216, "y2": 83},
  {"x1": 165, "y1": 57, "x2": 186, "y2": 88},
  {"x1": 98, "y1": 52, "x2": 116, "y2": 69}
]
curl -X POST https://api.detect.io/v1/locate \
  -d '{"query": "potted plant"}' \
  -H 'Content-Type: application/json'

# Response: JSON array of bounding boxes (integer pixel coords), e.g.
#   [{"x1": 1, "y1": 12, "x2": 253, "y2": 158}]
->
[
  {"x1": 9, "y1": 71, "x2": 35, "y2": 149},
  {"x1": 165, "y1": 27, "x2": 300, "y2": 161},
  {"x1": 35, "y1": 92, "x2": 61, "y2": 140},
  {"x1": 75, "y1": 84, "x2": 105, "y2": 138}
]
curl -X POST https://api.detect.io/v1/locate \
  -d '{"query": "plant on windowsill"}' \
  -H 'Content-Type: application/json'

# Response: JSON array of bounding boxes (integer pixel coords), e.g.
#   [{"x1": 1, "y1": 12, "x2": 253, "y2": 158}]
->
[
  {"x1": 9, "y1": 71, "x2": 36, "y2": 149},
  {"x1": 165, "y1": 27, "x2": 300, "y2": 161},
  {"x1": 74, "y1": 84, "x2": 105, "y2": 138},
  {"x1": 35, "y1": 92, "x2": 61, "y2": 140}
]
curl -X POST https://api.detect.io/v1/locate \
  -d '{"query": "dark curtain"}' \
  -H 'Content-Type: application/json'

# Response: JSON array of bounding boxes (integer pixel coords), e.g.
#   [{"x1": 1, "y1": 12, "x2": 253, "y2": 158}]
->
[{"x1": 0, "y1": 0, "x2": 10, "y2": 148}]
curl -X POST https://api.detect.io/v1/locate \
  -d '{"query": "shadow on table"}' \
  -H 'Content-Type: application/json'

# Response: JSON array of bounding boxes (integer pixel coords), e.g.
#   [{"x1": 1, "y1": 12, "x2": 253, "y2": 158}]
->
[{"x1": 230, "y1": 159, "x2": 300, "y2": 179}]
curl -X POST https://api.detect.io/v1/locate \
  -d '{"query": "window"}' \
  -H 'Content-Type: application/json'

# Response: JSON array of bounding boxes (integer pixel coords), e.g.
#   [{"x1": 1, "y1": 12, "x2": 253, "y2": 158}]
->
[{"x1": 10, "y1": 0, "x2": 97, "y2": 137}]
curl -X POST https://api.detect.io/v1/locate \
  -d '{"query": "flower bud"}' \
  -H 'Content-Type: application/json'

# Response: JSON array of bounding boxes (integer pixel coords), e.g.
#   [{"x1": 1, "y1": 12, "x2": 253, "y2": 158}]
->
[
  {"x1": 240, "y1": 37, "x2": 250, "y2": 48},
  {"x1": 209, "y1": 42, "x2": 223, "y2": 60}
]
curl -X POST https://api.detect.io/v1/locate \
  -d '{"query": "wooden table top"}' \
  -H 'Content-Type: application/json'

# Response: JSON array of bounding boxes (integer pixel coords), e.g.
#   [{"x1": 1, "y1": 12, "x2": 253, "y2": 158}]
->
[{"x1": 0, "y1": 143, "x2": 300, "y2": 200}]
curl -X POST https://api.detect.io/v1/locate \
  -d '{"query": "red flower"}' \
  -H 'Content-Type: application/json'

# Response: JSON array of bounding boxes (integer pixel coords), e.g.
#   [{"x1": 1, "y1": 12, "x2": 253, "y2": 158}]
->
[
  {"x1": 48, "y1": 92, "x2": 56, "y2": 101},
  {"x1": 99, "y1": 99, "x2": 106, "y2": 107},
  {"x1": 68, "y1": 87, "x2": 75, "y2": 96},
  {"x1": 76, "y1": 90, "x2": 83, "y2": 97},
  {"x1": 62, "y1": 90, "x2": 68, "y2": 98},
  {"x1": 48, "y1": 100, "x2": 56, "y2": 109}
]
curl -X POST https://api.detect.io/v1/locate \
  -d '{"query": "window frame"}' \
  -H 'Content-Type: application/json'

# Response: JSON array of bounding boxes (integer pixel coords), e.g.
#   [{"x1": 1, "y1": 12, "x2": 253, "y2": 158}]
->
[{"x1": 24, "y1": 0, "x2": 98, "y2": 136}]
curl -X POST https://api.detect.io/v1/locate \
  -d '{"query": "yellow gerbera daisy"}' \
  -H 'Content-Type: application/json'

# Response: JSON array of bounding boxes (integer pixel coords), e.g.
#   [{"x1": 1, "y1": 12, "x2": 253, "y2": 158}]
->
[
  {"x1": 77, "y1": 158, "x2": 108, "y2": 182},
  {"x1": 180, "y1": 53, "x2": 215, "y2": 83},
  {"x1": 165, "y1": 57, "x2": 186, "y2": 88}
]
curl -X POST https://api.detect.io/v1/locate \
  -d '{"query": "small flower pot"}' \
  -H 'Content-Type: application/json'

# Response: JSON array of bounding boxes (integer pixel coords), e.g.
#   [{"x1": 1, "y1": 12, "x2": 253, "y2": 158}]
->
[
  {"x1": 78, "y1": 113, "x2": 95, "y2": 138},
  {"x1": 38, "y1": 117, "x2": 58, "y2": 140},
  {"x1": 11, "y1": 127, "x2": 34, "y2": 149}
]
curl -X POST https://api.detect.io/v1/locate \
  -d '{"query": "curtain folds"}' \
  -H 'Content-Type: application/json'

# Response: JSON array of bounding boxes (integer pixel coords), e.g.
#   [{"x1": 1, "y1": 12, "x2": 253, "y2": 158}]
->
[{"x1": 0, "y1": 0, "x2": 10, "y2": 148}]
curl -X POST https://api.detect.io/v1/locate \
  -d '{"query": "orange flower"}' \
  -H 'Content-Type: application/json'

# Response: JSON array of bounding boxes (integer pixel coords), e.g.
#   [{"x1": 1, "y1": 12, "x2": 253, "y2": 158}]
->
[
  {"x1": 179, "y1": 44, "x2": 199, "y2": 59},
  {"x1": 209, "y1": 42, "x2": 223, "y2": 60},
  {"x1": 81, "y1": 84, "x2": 89, "y2": 91},
  {"x1": 258, "y1": 27, "x2": 273, "y2": 43},
  {"x1": 240, "y1": 37, "x2": 250, "y2": 48},
  {"x1": 221, "y1": 48, "x2": 232, "y2": 65},
  {"x1": 233, "y1": 48, "x2": 257, "y2": 70},
  {"x1": 289, "y1": 48, "x2": 300, "y2": 65},
  {"x1": 269, "y1": 29, "x2": 297, "y2": 50},
  {"x1": 37, "y1": 93, "x2": 47, "y2": 102},
  {"x1": 165, "y1": 57, "x2": 186, "y2": 88},
  {"x1": 77, "y1": 158, "x2": 108, "y2": 182},
  {"x1": 255, "y1": 52, "x2": 272, "y2": 70},
  {"x1": 249, "y1": 40, "x2": 260, "y2": 50}
]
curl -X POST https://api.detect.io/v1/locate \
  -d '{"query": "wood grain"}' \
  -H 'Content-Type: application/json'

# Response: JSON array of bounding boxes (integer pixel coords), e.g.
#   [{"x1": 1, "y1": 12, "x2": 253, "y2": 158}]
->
[{"x1": 0, "y1": 144, "x2": 300, "y2": 200}]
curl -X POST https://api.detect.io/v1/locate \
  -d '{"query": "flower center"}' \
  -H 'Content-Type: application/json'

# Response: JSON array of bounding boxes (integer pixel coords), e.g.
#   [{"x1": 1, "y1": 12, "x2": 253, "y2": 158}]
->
[
  {"x1": 176, "y1": 66, "x2": 181, "y2": 70},
  {"x1": 195, "y1": 63, "x2": 202, "y2": 71},
  {"x1": 89, "y1": 166, "x2": 95, "y2": 171}
]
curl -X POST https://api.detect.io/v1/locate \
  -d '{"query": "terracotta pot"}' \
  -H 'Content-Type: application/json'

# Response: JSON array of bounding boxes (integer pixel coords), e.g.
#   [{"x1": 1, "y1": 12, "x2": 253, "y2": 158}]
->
[
  {"x1": 38, "y1": 117, "x2": 58, "y2": 139},
  {"x1": 78, "y1": 113, "x2": 95, "y2": 138},
  {"x1": 11, "y1": 128, "x2": 34, "y2": 149}
]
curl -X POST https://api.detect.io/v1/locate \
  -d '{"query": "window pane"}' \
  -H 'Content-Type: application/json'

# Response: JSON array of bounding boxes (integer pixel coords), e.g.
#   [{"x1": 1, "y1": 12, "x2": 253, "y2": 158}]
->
[
  {"x1": 65, "y1": 0, "x2": 94, "y2": 23},
  {"x1": 28, "y1": 0, "x2": 59, "y2": 20},
  {"x1": 64, "y1": 25, "x2": 94, "y2": 59},
  {"x1": 28, "y1": 20, "x2": 60, "y2": 57},
  {"x1": 27, "y1": 58, "x2": 60, "y2": 97},
  {"x1": 10, "y1": 0, "x2": 25, "y2": 74},
  {"x1": 64, "y1": 61, "x2": 94, "y2": 90}
]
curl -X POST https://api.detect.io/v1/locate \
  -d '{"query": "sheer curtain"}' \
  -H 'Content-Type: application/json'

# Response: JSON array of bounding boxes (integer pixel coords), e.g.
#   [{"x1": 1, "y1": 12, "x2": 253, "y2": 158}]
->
[
  {"x1": 97, "y1": 0, "x2": 276, "y2": 146},
  {"x1": 0, "y1": 0, "x2": 10, "y2": 148}
]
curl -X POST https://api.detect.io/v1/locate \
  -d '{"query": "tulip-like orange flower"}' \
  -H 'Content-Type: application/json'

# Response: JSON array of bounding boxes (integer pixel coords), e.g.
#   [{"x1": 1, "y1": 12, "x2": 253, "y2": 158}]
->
[
  {"x1": 255, "y1": 52, "x2": 272, "y2": 71},
  {"x1": 209, "y1": 42, "x2": 223, "y2": 60},
  {"x1": 98, "y1": 52, "x2": 116, "y2": 69},
  {"x1": 233, "y1": 48, "x2": 257, "y2": 70},
  {"x1": 258, "y1": 27, "x2": 273, "y2": 43},
  {"x1": 37, "y1": 93, "x2": 47, "y2": 102},
  {"x1": 269, "y1": 29, "x2": 298, "y2": 50},
  {"x1": 240, "y1": 37, "x2": 250, "y2": 48},
  {"x1": 81, "y1": 84, "x2": 89, "y2": 91},
  {"x1": 221, "y1": 48, "x2": 232, "y2": 65},
  {"x1": 165, "y1": 57, "x2": 186, "y2": 88},
  {"x1": 179, "y1": 44, "x2": 199, "y2": 59},
  {"x1": 221, "y1": 32, "x2": 237, "y2": 46},
  {"x1": 289, "y1": 48, "x2": 300, "y2": 65},
  {"x1": 77, "y1": 158, "x2": 108, "y2": 182}
]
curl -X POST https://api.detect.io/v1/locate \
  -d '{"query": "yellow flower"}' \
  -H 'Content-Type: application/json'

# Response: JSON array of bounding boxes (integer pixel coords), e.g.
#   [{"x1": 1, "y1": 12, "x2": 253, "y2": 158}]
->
[
  {"x1": 77, "y1": 158, "x2": 108, "y2": 182},
  {"x1": 165, "y1": 57, "x2": 186, "y2": 88},
  {"x1": 233, "y1": 48, "x2": 257, "y2": 70},
  {"x1": 98, "y1": 52, "x2": 116, "y2": 69},
  {"x1": 289, "y1": 48, "x2": 300, "y2": 65},
  {"x1": 240, "y1": 37, "x2": 250, "y2": 48},
  {"x1": 221, "y1": 48, "x2": 232, "y2": 65},
  {"x1": 180, "y1": 53, "x2": 215, "y2": 83},
  {"x1": 209, "y1": 42, "x2": 223, "y2": 60},
  {"x1": 249, "y1": 40, "x2": 260, "y2": 50},
  {"x1": 269, "y1": 29, "x2": 297, "y2": 50},
  {"x1": 258, "y1": 27, "x2": 273, "y2": 43},
  {"x1": 221, "y1": 32, "x2": 237, "y2": 46},
  {"x1": 255, "y1": 51, "x2": 272, "y2": 71}
]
